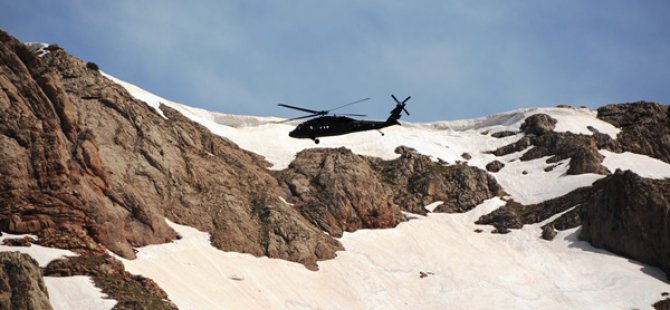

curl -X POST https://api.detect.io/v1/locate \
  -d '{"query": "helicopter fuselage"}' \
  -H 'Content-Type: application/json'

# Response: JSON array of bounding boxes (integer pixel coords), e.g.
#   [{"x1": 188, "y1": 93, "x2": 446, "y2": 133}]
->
[
  {"x1": 289, "y1": 116, "x2": 396, "y2": 139},
  {"x1": 280, "y1": 94, "x2": 410, "y2": 143}
]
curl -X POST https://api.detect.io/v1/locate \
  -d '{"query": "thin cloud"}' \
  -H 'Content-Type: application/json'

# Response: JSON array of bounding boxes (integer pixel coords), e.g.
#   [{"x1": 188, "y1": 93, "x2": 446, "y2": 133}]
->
[{"x1": 1, "y1": 1, "x2": 669, "y2": 121}]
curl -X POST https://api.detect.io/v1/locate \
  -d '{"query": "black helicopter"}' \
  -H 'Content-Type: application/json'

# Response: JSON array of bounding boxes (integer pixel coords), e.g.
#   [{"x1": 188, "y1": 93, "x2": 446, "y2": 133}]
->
[{"x1": 278, "y1": 95, "x2": 411, "y2": 144}]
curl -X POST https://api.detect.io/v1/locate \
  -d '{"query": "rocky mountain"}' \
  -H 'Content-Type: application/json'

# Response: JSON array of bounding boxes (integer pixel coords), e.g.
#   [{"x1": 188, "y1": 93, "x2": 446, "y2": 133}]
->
[
  {"x1": 0, "y1": 28, "x2": 351, "y2": 269},
  {"x1": 474, "y1": 102, "x2": 670, "y2": 278},
  {"x1": 1, "y1": 26, "x2": 670, "y2": 309}
]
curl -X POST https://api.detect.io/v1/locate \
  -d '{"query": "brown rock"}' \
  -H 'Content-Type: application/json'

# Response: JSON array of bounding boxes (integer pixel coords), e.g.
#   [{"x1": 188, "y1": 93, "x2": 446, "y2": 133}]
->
[
  {"x1": 520, "y1": 114, "x2": 557, "y2": 136},
  {"x1": 489, "y1": 137, "x2": 532, "y2": 156},
  {"x1": 0, "y1": 252, "x2": 53, "y2": 310},
  {"x1": 541, "y1": 225, "x2": 557, "y2": 241},
  {"x1": 486, "y1": 160, "x2": 505, "y2": 172},
  {"x1": 598, "y1": 102, "x2": 670, "y2": 163},
  {"x1": 491, "y1": 131, "x2": 611, "y2": 175},
  {"x1": 654, "y1": 298, "x2": 670, "y2": 310},
  {"x1": 491, "y1": 131, "x2": 518, "y2": 138},
  {"x1": 277, "y1": 148, "x2": 405, "y2": 237},
  {"x1": 475, "y1": 205, "x2": 523, "y2": 234},
  {"x1": 371, "y1": 147, "x2": 504, "y2": 214},
  {"x1": 580, "y1": 170, "x2": 670, "y2": 279},
  {"x1": 2, "y1": 236, "x2": 33, "y2": 247},
  {"x1": 45, "y1": 254, "x2": 176, "y2": 309}
]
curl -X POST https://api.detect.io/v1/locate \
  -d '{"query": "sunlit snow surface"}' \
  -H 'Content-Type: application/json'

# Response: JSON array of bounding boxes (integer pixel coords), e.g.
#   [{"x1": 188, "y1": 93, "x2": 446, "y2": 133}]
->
[
  {"x1": 0, "y1": 233, "x2": 74, "y2": 267},
  {"x1": 45, "y1": 276, "x2": 117, "y2": 310},
  {"x1": 120, "y1": 201, "x2": 668, "y2": 310},
  {"x1": 0, "y1": 234, "x2": 117, "y2": 310},
  {"x1": 601, "y1": 150, "x2": 670, "y2": 179},
  {"x1": 105, "y1": 75, "x2": 670, "y2": 309}
]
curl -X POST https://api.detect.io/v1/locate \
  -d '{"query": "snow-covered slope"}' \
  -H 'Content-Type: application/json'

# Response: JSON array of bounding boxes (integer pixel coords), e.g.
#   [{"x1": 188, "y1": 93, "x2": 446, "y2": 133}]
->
[
  {"x1": 103, "y1": 75, "x2": 670, "y2": 309},
  {"x1": 119, "y1": 202, "x2": 668, "y2": 309}
]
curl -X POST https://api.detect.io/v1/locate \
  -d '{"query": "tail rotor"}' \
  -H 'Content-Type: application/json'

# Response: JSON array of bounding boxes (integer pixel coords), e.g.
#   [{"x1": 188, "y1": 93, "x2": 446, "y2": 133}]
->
[
  {"x1": 387, "y1": 94, "x2": 411, "y2": 124},
  {"x1": 391, "y1": 94, "x2": 411, "y2": 116}
]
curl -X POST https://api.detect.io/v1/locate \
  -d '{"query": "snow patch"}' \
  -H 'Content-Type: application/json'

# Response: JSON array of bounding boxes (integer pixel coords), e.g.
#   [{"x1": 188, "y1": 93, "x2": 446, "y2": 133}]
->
[
  {"x1": 424, "y1": 201, "x2": 443, "y2": 212},
  {"x1": 45, "y1": 276, "x2": 117, "y2": 310},
  {"x1": 0, "y1": 233, "x2": 76, "y2": 267},
  {"x1": 102, "y1": 73, "x2": 167, "y2": 118},
  {"x1": 600, "y1": 150, "x2": 670, "y2": 179},
  {"x1": 493, "y1": 156, "x2": 604, "y2": 205},
  {"x1": 24, "y1": 42, "x2": 49, "y2": 57},
  {"x1": 542, "y1": 107, "x2": 620, "y2": 139}
]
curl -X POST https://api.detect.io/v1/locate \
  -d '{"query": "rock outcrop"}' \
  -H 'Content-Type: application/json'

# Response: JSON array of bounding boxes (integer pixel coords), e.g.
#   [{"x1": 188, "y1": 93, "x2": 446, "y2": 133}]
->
[
  {"x1": 371, "y1": 147, "x2": 504, "y2": 214},
  {"x1": 44, "y1": 254, "x2": 176, "y2": 309},
  {"x1": 579, "y1": 170, "x2": 670, "y2": 278},
  {"x1": 598, "y1": 102, "x2": 670, "y2": 163},
  {"x1": 0, "y1": 28, "x2": 341, "y2": 276},
  {"x1": 0, "y1": 252, "x2": 52, "y2": 310},
  {"x1": 490, "y1": 113, "x2": 612, "y2": 175},
  {"x1": 277, "y1": 148, "x2": 405, "y2": 237},
  {"x1": 655, "y1": 297, "x2": 670, "y2": 310},
  {"x1": 485, "y1": 160, "x2": 504, "y2": 173},
  {"x1": 520, "y1": 113, "x2": 556, "y2": 136},
  {"x1": 475, "y1": 206, "x2": 522, "y2": 234}
]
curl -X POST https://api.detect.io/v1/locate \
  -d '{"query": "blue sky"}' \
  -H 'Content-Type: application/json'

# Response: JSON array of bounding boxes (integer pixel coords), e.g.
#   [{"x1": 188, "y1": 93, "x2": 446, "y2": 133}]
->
[{"x1": 2, "y1": 1, "x2": 669, "y2": 121}]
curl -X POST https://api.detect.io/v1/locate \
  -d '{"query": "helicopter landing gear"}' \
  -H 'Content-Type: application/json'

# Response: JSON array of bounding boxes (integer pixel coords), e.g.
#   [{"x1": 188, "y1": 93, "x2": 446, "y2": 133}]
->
[
  {"x1": 377, "y1": 129, "x2": 385, "y2": 136},
  {"x1": 312, "y1": 138, "x2": 320, "y2": 144}
]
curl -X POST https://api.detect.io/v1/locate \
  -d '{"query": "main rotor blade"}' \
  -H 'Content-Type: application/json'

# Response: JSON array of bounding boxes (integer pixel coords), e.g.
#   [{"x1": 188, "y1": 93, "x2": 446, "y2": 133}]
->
[
  {"x1": 339, "y1": 113, "x2": 367, "y2": 117},
  {"x1": 278, "y1": 103, "x2": 322, "y2": 115},
  {"x1": 273, "y1": 113, "x2": 319, "y2": 124},
  {"x1": 402, "y1": 96, "x2": 410, "y2": 115},
  {"x1": 391, "y1": 94, "x2": 401, "y2": 105},
  {"x1": 329, "y1": 97, "x2": 371, "y2": 113}
]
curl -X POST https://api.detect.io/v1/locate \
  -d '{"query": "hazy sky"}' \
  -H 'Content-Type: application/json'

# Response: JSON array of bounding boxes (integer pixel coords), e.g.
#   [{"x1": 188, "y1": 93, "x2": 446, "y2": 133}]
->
[{"x1": 2, "y1": 1, "x2": 669, "y2": 121}]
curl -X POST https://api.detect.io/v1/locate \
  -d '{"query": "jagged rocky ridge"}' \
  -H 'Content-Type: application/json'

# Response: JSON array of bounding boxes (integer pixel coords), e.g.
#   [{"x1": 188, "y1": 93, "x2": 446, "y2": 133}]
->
[
  {"x1": 0, "y1": 29, "x2": 345, "y2": 270},
  {"x1": 276, "y1": 146, "x2": 504, "y2": 237},
  {"x1": 477, "y1": 103, "x2": 670, "y2": 279}
]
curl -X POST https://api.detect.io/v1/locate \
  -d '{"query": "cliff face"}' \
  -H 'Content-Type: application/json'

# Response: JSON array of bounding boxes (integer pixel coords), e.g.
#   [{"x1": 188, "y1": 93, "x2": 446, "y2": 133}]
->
[
  {"x1": 371, "y1": 146, "x2": 503, "y2": 214},
  {"x1": 579, "y1": 170, "x2": 670, "y2": 278},
  {"x1": 277, "y1": 148, "x2": 405, "y2": 237},
  {"x1": 0, "y1": 29, "x2": 341, "y2": 270},
  {"x1": 598, "y1": 102, "x2": 670, "y2": 162},
  {"x1": 0, "y1": 252, "x2": 52, "y2": 310}
]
